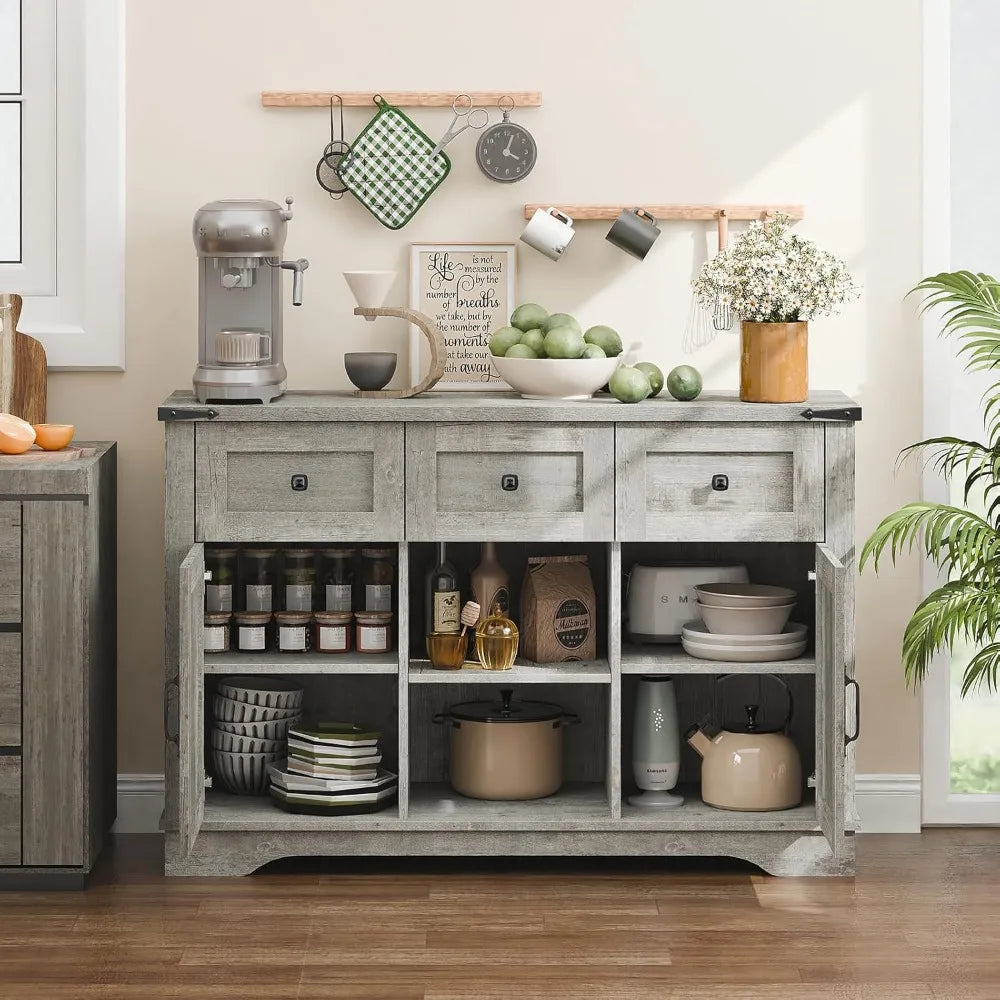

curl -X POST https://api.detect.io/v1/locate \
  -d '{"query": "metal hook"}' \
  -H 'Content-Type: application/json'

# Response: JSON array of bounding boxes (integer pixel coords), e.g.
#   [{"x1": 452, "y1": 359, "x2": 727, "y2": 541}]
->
[{"x1": 329, "y1": 95, "x2": 344, "y2": 143}]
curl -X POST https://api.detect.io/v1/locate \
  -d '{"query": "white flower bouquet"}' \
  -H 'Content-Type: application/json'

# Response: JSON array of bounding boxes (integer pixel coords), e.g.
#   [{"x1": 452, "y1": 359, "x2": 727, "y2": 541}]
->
[{"x1": 692, "y1": 214, "x2": 857, "y2": 323}]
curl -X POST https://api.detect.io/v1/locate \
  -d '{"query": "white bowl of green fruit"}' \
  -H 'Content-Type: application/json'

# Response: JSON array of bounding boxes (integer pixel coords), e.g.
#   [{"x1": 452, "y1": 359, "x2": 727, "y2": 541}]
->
[{"x1": 489, "y1": 304, "x2": 624, "y2": 400}]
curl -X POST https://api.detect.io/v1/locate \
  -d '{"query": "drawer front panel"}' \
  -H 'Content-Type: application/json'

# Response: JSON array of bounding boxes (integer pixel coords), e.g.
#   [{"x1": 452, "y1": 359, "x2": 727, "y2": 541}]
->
[
  {"x1": 196, "y1": 422, "x2": 404, "y2": 542},
  {"x1": 408, "y1": 423, "x2": 615, "y2": 541},
  {"x1": 0, "y1": 502, "x2": 20, "y2": 623},
  {"x1": 617, "y1": 423, "x2": 824, "y2": 541},
  {"x1": 0, "y1": 755, "x2": 20, "y2": 865},
  {"x1": 0, "y1": 634, "x2": 20, "y2": 746}
]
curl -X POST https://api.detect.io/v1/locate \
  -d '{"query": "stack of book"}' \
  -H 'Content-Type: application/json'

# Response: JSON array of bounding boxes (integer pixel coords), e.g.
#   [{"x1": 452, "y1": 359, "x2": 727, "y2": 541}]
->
[{"x1": 267, "y1": 723, "x2": 398, "y2": 815}]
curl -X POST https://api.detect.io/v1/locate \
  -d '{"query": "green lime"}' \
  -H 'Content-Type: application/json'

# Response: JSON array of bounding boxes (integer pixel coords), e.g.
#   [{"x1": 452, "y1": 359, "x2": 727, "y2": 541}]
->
[
  {"x1": 666, "y1": 365, "x2": 703, "y2": 401},
  {"x1": 635, "y1": 362, "x2": 664, "y2": 396},
  {"x1": 520, "y1": 328, "x2": 546, "y2": 355},
  {"x1": 505, "y1": 343, "x2": 538, "y2": 359},
  {"x1": 609, "y1": 365, "x2": 652, "y2": 404},
  {"x1": 584, "y1": 325, "x2": 623, "y2": 357},
  {"x1": 543, "y1": 325, "x2": 586, "y2": 359},
  {"x1": 510, "y1": 303, "x2": 549, "y2": 332},
  {"x1": 488, "y1": 326, "x2": 523, "y2": 357},
  {"x1": 542, "y1": 312, "x2": 581, "y2": 334},
  {"x1": 581, "y1": 344, "x2": 607, "y2": 359}
]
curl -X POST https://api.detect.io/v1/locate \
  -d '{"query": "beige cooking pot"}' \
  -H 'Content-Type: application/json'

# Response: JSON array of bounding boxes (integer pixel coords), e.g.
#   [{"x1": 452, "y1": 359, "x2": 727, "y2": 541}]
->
[
  {"x1": 433, "y1": 689, "x2": 580, "y2": 800},
  {"x1": 686, "y1": 674, "x2": 803, "y2": 812}
]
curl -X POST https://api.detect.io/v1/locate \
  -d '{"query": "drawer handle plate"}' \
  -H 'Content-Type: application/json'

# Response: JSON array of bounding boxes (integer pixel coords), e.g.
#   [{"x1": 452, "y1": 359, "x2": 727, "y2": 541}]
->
[
  {"x1": 501, "y1": 474, "x2": 519, "y2": 492},
  {"x1": 290, "y1": 474, "x2": 309, "y2": 492},
  {"x1": 711, "y1": 474, "x2": 729, "y2": 492}
]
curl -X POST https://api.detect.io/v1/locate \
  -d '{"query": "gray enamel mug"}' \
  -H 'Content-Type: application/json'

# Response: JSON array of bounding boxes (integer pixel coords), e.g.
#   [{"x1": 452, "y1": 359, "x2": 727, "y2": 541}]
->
[{"x1": 606, "y1": 208, "x2": 660, "y2": 260}]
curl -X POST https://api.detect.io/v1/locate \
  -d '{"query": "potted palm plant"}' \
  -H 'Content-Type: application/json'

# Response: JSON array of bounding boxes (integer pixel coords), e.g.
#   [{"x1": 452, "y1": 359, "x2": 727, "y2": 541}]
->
[
  {"x1": 861, "y1": 271, "x2": 1000, "y2": 694},
  {"x1": 692, "y1": 214, "x2": 857, "y2": 402}
]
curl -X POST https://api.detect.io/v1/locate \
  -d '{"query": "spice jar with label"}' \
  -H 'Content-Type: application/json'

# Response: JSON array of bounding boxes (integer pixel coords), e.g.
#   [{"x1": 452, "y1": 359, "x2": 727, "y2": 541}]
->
[
  {"x1": 362, "y1": 547, "x2": 396, "y2": 612},
  {"x1": 314, "y1": 611, "x2": 353, "y2": 654},
  {"x1": 241, "y1": 548, "x2": 277, "y2": 612},
  {"x1": 321, "y1": 547, "x2": 356, "y2": 612},
  {"x1": 275, "y1": 611, "x2": 312, "y2": 653},
  {"x1": 355, "y1": 611, "x2": 394, "y2": 654},
  {"x1": 234, "y1": 611, "x2": 274, "y2": 652},
  {"x1": 283, "y1": 548, "x2": 317, "y2": 612},
  {"x1": 205, "y1": 548, "x2": 237, "y2": 613},
  {"x1": 203, "y1": 612, "x2": 232, "y2": 653}
]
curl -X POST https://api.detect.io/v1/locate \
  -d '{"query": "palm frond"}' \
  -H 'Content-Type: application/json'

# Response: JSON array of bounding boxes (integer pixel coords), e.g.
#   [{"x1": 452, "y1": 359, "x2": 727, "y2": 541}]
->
[
  {"x1": 859, "y1": 502, "x2": 1000, "y2": 579},
  {"x1": 961, "y1": 643, "x2": 1000, "y2": 695}
]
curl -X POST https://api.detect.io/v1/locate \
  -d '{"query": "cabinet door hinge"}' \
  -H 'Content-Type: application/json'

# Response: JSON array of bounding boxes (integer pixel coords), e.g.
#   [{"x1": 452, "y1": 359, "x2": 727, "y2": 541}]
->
[
  {"x1": 800, "y1": 406, "x2": 862, "y2": 422},
  {"x1": 158, "y1": 406, "x2": 219, "y2": 422}
]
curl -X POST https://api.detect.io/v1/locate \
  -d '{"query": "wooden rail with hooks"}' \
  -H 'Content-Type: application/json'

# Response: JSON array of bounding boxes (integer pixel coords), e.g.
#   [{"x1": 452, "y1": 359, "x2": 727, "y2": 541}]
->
[
  {"x1": 521, "y1": 204, "x2": 805, "y2": 221},
  {"x1": 262, "y1": 91, "x2": 542, "y2": 108}
]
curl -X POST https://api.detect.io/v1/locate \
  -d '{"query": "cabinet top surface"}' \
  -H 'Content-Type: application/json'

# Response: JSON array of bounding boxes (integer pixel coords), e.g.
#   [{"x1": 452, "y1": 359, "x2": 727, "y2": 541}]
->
[
  {"x1": 160, "y1": 389, "x2": 859, "y2": 424},
  {"x1": 0, "y1": 441, "x2": 115, "y2": 469}
]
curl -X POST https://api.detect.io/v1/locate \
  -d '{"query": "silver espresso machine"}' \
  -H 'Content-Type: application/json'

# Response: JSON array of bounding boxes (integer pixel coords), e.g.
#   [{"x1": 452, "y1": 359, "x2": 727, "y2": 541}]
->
[{"x1": 192, "y1": 198, "x2": 309, "y2": 403}]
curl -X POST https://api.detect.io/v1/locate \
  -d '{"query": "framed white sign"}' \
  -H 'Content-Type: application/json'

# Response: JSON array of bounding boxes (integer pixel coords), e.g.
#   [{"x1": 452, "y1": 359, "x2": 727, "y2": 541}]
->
[{"x1": 409, "y1": 243, "x2": 516, "y2": 390}]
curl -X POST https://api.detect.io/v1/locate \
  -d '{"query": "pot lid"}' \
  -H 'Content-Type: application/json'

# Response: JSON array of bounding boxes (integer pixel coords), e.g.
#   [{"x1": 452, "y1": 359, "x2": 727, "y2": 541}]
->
[
  {"x1": 447, "y1": 688, "x2": 563, "y2": 724},
  {"x1": 723, "y1": 704, "x2": 784, "y2": 735}
]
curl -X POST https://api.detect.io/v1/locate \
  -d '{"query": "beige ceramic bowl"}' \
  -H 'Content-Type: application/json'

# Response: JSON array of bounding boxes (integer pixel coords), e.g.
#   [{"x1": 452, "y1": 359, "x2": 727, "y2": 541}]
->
[
  {"x1": 697, "y1": 601, "x2": 795, "y2": 636},
  {"x1": 693, "y1": 583, "x2": 797, "y2": 607}
]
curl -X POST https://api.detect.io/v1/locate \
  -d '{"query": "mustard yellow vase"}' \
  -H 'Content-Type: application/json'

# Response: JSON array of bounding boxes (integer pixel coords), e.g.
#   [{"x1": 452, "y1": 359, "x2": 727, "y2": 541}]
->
[{"x1": 739, "y1": 321, "x2": 808, "y2": 403}]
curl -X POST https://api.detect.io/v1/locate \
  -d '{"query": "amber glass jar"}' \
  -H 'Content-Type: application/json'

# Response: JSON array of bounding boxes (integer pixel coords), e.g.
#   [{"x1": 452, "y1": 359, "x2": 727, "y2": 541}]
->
[
  {"x1": 314, "y1": 611, "x2": 353, "y2": 653},
  {"x1": 241, "y1": 548, "x2": 277, "y2": 612},
  {"x1": 234, "y1": 611, "x2": 274, "y2": 652},
  {"x1": 203, "y1": 612, "x2": 232, "y2": 653},
  {"x1": 355, "y1": 611, "x2": 393, "y2": 653},
  {"x1": 283, "y1": 548, "x2": 317, "y2": 612},
  {"x1": 361, "y1": 547, "x2": 395, "y2": 612},
  {"x1": 321, "y1": 547, "x2": 356, "y2": 612},
  {"x1": 205, "y1": 548, "x2": 237, "y2": 613},
  {"x1": 275, "y1": 611, "x2": 312, "y2": 653}
]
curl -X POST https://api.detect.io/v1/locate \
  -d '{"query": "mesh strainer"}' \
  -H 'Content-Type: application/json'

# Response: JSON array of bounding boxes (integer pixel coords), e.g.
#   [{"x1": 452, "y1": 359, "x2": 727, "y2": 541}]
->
[{"x1": 316, "y1": 96, "x2": 349, "y2": 199}]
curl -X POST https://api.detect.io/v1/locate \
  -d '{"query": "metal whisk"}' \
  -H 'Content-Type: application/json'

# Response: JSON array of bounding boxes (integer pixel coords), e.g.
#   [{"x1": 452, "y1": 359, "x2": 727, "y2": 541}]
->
[{"x1": 712, "y1": 209, "x2": 734, "y2": 331}]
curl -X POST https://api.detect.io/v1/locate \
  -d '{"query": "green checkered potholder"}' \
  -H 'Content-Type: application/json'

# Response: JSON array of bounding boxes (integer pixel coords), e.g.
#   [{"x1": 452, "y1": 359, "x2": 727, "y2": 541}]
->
[{"x1": 337, "y1": 97, "x2": 451, "y2": 230}]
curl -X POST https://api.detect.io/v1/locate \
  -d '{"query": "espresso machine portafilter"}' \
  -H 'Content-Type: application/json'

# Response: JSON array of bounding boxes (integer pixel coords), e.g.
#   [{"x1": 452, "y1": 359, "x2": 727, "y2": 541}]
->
[{"x1": 192, "y1": 197, "x2": 309, "y2": 403}]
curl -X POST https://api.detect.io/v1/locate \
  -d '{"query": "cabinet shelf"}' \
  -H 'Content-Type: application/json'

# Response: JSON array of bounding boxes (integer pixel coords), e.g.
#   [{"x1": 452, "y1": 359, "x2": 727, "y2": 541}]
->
[
  {"x1": 408, "y1": 658, "x2": 611, "y2": 684},
  {"x1": 621, "y1": 645, "x2": 816, "y2": 675},
  {"x1": 203, "y1": 652, "x2": 398, "y2": 675},
  {"x1": 620, "y1": 786, "x2": 819, "y2": 832}
]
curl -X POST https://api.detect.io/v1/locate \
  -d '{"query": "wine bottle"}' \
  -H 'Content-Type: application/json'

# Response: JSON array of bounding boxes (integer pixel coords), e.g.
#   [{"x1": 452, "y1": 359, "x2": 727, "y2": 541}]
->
[
  {"x1": 425, "y1": 542, "x2": 460, "y2": 634},
  {"x1": 471, "y1": 542, "x2": 509, "y2": 624}
]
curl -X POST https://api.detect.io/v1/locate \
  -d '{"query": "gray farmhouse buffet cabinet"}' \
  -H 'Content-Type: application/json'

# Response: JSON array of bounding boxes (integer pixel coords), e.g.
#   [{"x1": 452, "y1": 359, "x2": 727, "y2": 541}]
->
[
  {"x1": 0, "y1": 443, "x2": 117, "y2": 888},
  {"x1": 159, "y1": 391, "x2": 859, "y2": 877}
]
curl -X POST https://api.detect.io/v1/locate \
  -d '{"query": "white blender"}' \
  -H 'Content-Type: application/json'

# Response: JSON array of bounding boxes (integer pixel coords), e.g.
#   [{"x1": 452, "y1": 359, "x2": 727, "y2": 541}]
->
[{"x1": 192, "y1": 198, "x2": 309, "y2": 403}]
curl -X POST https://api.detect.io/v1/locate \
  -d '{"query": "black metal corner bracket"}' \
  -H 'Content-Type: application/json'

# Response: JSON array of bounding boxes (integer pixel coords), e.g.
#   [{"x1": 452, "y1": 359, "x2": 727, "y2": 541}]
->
[
  {"x1": 800, "y1": 406, "x2": 862, "y2": 423},
  {"x1": 157, "y1": 406, "x2": 220, "y2": 422}
]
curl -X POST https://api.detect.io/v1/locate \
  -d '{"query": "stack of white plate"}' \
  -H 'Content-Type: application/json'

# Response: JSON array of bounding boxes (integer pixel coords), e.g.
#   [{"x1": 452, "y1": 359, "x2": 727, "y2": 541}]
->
[
  {"x1": 210, "y1": 676, "x2": 303, "y2": 794},
  {"x1": 683, "y1": 584, "x2": 808, "y2": 662}
]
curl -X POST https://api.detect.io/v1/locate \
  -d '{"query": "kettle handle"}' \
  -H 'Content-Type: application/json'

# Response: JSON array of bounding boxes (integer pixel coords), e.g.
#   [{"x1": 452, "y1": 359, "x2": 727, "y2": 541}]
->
[{"x1": 715, "y1": 673, "x2": 794, "y2": 733}]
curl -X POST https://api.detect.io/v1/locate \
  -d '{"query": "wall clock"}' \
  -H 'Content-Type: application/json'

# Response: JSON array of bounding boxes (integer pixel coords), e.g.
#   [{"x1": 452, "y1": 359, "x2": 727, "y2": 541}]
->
[{"x1": 475, "y1": 96, "x2": 537, "y2": 183}]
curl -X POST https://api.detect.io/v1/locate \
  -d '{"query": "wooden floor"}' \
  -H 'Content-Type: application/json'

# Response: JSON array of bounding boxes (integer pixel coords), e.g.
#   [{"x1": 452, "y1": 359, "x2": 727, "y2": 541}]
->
[{"x1": 0, "y1": 832, "x2": 997, "y2": 999}]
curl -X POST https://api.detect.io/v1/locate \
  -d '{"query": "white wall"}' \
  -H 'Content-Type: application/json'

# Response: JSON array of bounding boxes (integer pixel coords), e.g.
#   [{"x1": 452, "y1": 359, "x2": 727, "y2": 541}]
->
[{"x1": 46, "y1": 0, "x2": 924, "y2": 775}]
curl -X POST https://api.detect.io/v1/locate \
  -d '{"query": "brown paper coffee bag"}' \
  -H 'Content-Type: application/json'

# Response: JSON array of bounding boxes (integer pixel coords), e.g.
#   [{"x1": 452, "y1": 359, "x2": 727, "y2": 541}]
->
[{"x1": 520, "y1": 554, "x2": 597, "y2": 662}]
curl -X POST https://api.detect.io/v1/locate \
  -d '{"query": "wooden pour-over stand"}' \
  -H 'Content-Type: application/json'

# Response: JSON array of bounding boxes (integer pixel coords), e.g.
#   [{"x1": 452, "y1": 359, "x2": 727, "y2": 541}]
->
[{"x1": 351, "y1": 305, "x2": 446, "y2": 399}]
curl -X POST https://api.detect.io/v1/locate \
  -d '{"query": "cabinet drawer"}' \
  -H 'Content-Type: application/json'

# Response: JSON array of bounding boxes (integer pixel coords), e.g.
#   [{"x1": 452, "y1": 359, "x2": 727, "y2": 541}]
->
[
  {"x1": 617, "y1": 423, "x2": 824, "y2": 541},
  {"x1": 407, "y1": 423, "x2": 615, "y2": 541},
  {"x1": 0, "y1": 502, "x2": 20, "y2": 623},
  {"x1": 0, "y1": 755, "x2": 20, "y2": 865},
  {"x1": 195, "y1": 422, "x2": 404, "y2": 542},
  {"x1": 0, "y1": 634, "x2": 19, "y2": 746}
]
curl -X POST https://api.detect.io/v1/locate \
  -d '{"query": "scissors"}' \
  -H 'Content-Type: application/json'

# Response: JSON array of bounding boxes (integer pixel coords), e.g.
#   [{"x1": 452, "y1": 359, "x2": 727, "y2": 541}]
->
[{"x1": 429, "y1": 94, "x2": 489, "y2": 158}]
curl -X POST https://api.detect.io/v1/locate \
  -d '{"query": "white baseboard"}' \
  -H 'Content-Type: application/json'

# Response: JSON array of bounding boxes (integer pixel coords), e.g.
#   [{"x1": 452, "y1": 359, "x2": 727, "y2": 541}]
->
[
  {"x1": 113, "y1": 772, "x2": 924, "y2": 836},
  {"x1": 854, "y1": 773, "x2": 922, "y2": 833},
  {"x1": 114, "y1": 774, "x2": 164, "y2": 834}
]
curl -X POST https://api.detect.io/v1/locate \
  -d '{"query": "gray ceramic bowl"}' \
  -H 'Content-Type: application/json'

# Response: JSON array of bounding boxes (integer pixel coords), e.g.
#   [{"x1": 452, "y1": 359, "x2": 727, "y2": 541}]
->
[{"x1": 345, "y1": 351, "x2": 397, "y2": 391}]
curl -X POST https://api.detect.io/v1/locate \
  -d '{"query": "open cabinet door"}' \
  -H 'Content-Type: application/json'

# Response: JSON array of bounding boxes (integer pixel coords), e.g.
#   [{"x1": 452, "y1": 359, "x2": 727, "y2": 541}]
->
[
  {"x1": 815, "y1": 543, "x2": 847, "y2": 858},
  {"x1": 178, "y1": 544, "x2": 205, "y2": 857}
]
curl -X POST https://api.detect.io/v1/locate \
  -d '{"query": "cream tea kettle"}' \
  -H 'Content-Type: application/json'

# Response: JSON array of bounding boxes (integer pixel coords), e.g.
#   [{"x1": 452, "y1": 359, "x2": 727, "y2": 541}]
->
[{"x1": 686, "y1": 674, "x2": 803, "y2": 812}]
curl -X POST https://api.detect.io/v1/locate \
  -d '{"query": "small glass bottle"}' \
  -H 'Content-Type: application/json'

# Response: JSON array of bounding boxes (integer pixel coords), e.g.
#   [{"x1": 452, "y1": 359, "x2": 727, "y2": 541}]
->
[
  {"x1": 203, "y1": 612, "x2": 232, "y2": 653},
  {"x1": 205, "y1": 548, "x2": 237, "y2": 613},
  {"x1": 355, "y1": 611, "x2": 394, "y2": 653},
  {"x1": 241, "y1": 548, "x2": 277, "y2": 612},
  {"x1": 476, "y1": 601, "x2": 519, "y2": 671},
  {"x1": 314, "y1": 611, "x2": 353, "y2": 653},
  {"x1": 275, "y1": 611, "x2": 312, "y2": 653},
  {"x1": 321, "y1": 547, "x2": 356, "y2": 612},
  {"x1": 283, "y1": 548, "x2": 316, "y2": 612},
  {"x1": 425, "y1": 542, "x2": 460, "y2": 635},
  {"x1": 234, "y1": 611, "x2": 274, "y2": 652},
  {"x1": 471, "y1": 542, "x2": 509, "y2": 624},
  {"x1": 362, "y1": 548, "x2": 396, "y2": 612}
]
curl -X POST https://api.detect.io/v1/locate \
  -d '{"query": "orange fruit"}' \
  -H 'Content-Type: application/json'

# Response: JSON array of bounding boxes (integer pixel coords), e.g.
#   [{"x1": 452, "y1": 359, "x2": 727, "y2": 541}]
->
[
  {"x1": 0, "y1": 413, "x2": 36, "y2": 454},
  {"x1": 32, "y1": 423, "x2": 74, "y2": 451}
]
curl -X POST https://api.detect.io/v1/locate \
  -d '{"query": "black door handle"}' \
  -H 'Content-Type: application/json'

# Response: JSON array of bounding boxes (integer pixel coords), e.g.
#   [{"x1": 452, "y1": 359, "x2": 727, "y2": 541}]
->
[{"x1": 711, "y1": 474, "x2": 729, "y2": 492}]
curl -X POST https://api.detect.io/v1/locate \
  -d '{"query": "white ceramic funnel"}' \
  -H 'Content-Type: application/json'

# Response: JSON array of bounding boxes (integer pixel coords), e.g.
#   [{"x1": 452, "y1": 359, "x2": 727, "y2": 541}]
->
[{"x1": 343, "y1": 270, "x2": 397, "y2": 314}]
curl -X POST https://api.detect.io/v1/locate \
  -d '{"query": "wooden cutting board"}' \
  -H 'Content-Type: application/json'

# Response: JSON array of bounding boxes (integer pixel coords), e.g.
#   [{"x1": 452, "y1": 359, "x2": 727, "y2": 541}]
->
[{"x1": 0, "y1": 293, "x2": 47, "y2": 424}]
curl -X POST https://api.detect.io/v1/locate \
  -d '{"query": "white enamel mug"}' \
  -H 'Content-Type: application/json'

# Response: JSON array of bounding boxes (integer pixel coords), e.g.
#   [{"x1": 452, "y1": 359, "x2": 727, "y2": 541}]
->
[
  {"x1": 215, "y1": 329, "x2": 272, "y2": 365},
  {"x1": 520, "y1": 207, "x2": 575, "y2": 261}
]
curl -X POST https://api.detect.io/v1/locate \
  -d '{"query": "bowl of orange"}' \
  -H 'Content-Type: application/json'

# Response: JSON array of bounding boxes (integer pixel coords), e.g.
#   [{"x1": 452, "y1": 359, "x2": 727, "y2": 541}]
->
[{"x1": 32, "y1": 424, "x2": 74, "y2": 451}]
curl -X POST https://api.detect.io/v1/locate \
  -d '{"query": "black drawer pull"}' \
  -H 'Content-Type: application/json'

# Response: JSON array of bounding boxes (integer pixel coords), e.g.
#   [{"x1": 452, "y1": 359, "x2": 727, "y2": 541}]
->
[
  {"x1": 501, "y1": 474, "x2": 519, "y2": 492},
  {"x1": 711, "y1": 474, "x2": 729, "y2": 492},
  {"x1": 290, "y1": 474, "x2": 309, "y2": 492}
]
